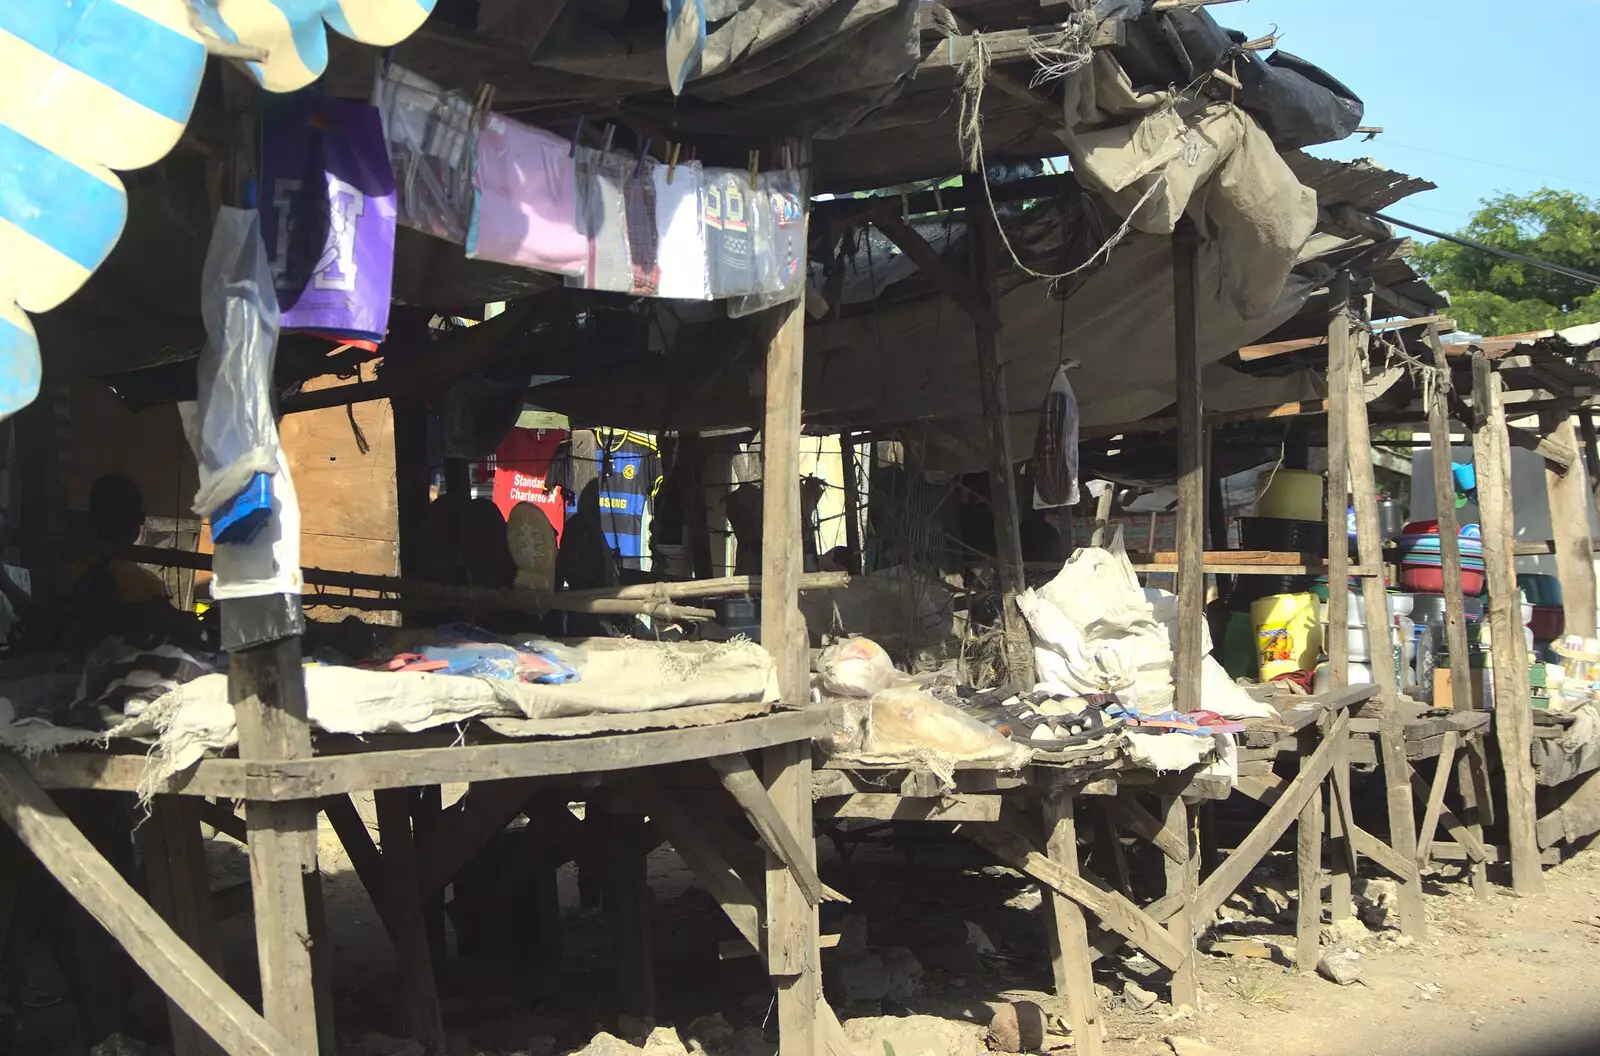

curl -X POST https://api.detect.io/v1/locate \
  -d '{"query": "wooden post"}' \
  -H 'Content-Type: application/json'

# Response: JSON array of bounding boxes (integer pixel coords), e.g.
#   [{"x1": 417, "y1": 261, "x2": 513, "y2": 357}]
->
[
  {"x1": 1207, "y1": 427, "x2": 1232, "y2": 600},
  {"x1": 1580, "y1": 410, "x2": 1600, "y2": 515},
  {"x1": 1540, "y1": 411, "x2": 1597, "y2": 639},
  {"x1": 374, "y1": 789, "x2": 448, "y2": 1055},
  {"x1": 1324, "y1": 277, "x2": 1354, "y2": 919},
  {"x1": 760, "y1": 139, "x2": 827, "y2": 1056},
  {"x1": 968, "y1": 203, "x2": 1035, "y2": 688},
  {"x1": 609, "y1": 816, "x2": 656, "y2": 1018},
  {"x1": 1457, "y1": 735, "x2": 1491, "y2": 897},
  {"x1": 839, "y1": 432, "x2": 863, "y2": 568},
  {"x1": 1345, "y1": 304, "x2": 1426, "y2": 937},
  {"x1": 231, "y1": 636, "x2": 325, "y2": 1054},
  {"x1": 1471, "y1": 353, "x2": 1544, "y2": 894},
  {"x1": 1325, "y1": 273, "x2": 1352, "y2": 686},
  {"x1": 142, "y1": 796, "x2": 226, "y2": 1056},
  {"x1": 1040, "y1": 789, "x2": 1101, "y2": 1056},
  {"x1": 1172, "y1": 218, "x2": 1204, "y2": 714},
  {"x1": 1424, "y1": 326, "x2": 1474, "y2": 705},
  {"x1": 1159, "y1": 795, "x2": 1198, "y2": 1008},
  {"x1": 1294, "y1": 728, "x2": 1324, "y2": 969}
]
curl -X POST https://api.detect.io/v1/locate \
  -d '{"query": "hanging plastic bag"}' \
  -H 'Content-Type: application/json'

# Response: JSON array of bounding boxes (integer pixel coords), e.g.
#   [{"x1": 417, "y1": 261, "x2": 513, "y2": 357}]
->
[
  {"x1": 728, "y1": 169, "x2": 806, "y2": 318},
  {"x1": 372, "y1": 60, "x2": 478, "y2": 243},
  {"x1": 1032, "y1": 363, "x2": 1080, "y2": 508},
  {"x1": 185, "y1": 208, "x2": 281, "y2": 520}
]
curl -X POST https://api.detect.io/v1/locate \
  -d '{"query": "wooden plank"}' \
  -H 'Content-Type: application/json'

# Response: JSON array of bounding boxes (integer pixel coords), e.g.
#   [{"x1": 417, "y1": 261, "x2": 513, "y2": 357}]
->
[
  {"x1": 1535, "y1": 765, "x2": 1600, "y2": 849},
  {"x1": 1039, "y1": 791, "x2": 1103, "y2": 1056},
  {"x1": 968, "y1": 194, "x2": 1033, "y2": 686},
  {"x1": 1425, "y1": 325, "x2": 1475, "y2": 711},
  {"x1": 231, "y1": 640, "x2": 323, "y2": 1054},
  {"x1": 32, "y1": 710, "x2": 836, "y2": 800},
  {"x1": 813, "y1": 794, "x2": 1001, "y2": 822},
  {"x1": 1472, "y1": 353, "x2": 1544, "y2": 895},
  {"x1": 0, "y1": 754, "x2": 291, "y2": 1056},
  {"x1": 1348, "y1": 825, "x2": 1419, "y2": 879},
  {"x1": 1346, "y1": 311, "x2": 1426, "y2": 938},
  {"x1": 1080, "y1": 400, "x2": 1328, "y2": 441},
  {"x1": 1457, "y1": 736, "x2": 1491, "y2": 896},
  {"x1": 194, "y1": 798, "x2": 247, "y2": 844},
  {"x1": 1414, "y1": 731, "x2": 1460, "y2": 866},
  {"x1": 1407, "y1": 763, "x2": 1489, "y2": 864},
  {"x1": 1173, "y1": 218, "x2": 1204, "y2": 715},
  {"x1": 1107, "y1": 796, "x2": 1185, "y2": 863},
  {"x1": 709, "y1": 754, "x2": 830, "y2": 907},
  {"x1": 415, "y1": 778, "x2": 539, "y2": 896},
  {"x1": 1295, "y1": 726, "x2": 1324, "y2": 970},
  {"x1": 374, "y1": 790, "x2": 447, "y2": 1055},
  {"x1": 1542, "y1": 411, "x2": 1598, "y2": 638},
  {"x1": 142, "y1": 796, "x2": 227, "y2": 1056},
  {"x1": 1326, "y1": 724, "x2": 1356, "y2": 920},
  {"x1": 1192, "y1": 713, "x2": 1347, "y2": 926},
  {"x1": 1326, "y1": 273, "x2": 1352, "y2": 689},
  {"x1": 1160, "y1": 796, "x2": 1198, "y2": 1008},
  {"x1": 962, "y1": 821, "x2": 1187, "y2": 971}
]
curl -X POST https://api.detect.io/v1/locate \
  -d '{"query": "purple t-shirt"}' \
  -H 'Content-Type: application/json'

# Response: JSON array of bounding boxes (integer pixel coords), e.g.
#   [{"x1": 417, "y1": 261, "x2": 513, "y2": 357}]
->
[{"x1": 260, "y1": 96, "x2": 397, "y2": 343}]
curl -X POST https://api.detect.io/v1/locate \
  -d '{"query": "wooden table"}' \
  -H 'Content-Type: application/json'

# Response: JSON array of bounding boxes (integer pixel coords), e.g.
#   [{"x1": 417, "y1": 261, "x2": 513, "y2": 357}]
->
[{"x1": 0, "y1": 706, "x2": 851, "y2": 1056}]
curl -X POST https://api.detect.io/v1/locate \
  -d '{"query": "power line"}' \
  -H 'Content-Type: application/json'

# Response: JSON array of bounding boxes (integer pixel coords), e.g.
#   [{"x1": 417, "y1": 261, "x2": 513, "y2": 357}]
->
[
  {"x1": 1376, "y1": 141, "x2": 1600, "y2": 191},
  {"x1": 1374, "y1": 211, "x2": 1600, "y2": 288}
]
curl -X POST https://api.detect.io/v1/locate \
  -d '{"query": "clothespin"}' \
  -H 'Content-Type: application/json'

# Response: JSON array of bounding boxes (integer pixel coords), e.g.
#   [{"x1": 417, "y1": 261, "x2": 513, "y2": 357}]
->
[
  {"x1": 635, "y1": 137, "x2": 651, "y2": 177},
  {"x1": 667, "y1": 142, "x2": 683, "y2": 184},
  {"x1": 569, "y1": 115, "x2": 585, "y2": 158},
  {"x1": 747, "y1": 148, "x2": 759, "y2": 188},
  {"x1": 601, "y1": 123, "x2": 616, "y2": 154}
]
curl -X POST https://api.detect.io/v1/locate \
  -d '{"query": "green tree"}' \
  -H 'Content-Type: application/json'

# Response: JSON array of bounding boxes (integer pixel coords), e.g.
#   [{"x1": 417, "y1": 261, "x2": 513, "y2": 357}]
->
[{"x1": 1411, "y1": 189, "x2": 1600, "y2": 337}]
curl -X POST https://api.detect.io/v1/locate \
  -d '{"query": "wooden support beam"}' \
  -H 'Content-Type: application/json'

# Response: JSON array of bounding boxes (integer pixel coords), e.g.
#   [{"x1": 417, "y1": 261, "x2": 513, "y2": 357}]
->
[
  {"x1": 1414, "y1": 731, "x2": 1459, "y2": 867},
  {"x1": 869, "y1": 211, "x2": 999, "y2": 329},
  {"x1": 1326, "y1": 273, "x2": 1352, "y2": 691},
  {"x1": 1106, "y1": 796, "x2": 1185, "y2": 864},
  {"x1": 1081, "y1": 400, "x2": 1327, "y2": 441},
  {"x1": 708, "y1": 754, "x2": 830, "y2": 907},
  {"x1": 1172, "y1": 218, "x2": 1204, "y2": 715},
  {"x1": 638, "y1": 777, "x2": 763, "y2": 953},
  {"x1": 1456, "y1": 736, "x2": 1491, "y2": 896},
  {"x1": 1346, "y1": 306, "x2": 1427, "y2": 938},
  {"x1": 814, "y1": 794, "x2": 1001, "y2": 822},
  {"x1": 1507, "y1": 423, "x2": 1577, "y2": 470},
  {"x1": 1295, "y1": 726, "x2": 1325, "y2": 970},
  {"x1": 1193, "y1": 713, "x2": 1348, "y2": 927},
  {"x1": 1534, "y1": 765, "x2": 1600, "y2": 849},
  {"x1": 1542, "y1": 411, "x2": 1598, "y2": 638},
  {"x1": 1407, "y1": 760, "x2": 1489, "y2": 865},
  {"x1": 1424, "y1": 326, "x2": 1475, "y2": 710},
  {"x1": 142, "y1": 796, "x2": 227, "y2": 1056},
  {"x1": 0, "y1": 754, "x2": 291, "y2": 1056},
  {"x1": 1039, "y1": 790, "x2": 1102, "y2": 1056},
  {"x1": 1326, "y1": 725, "x2": 1356, "y2": 920},
  {"x1": 374, "y1": 791, "x2": 447, "y2": 1056},
  {"x1": 415, "y1": 778, "x2": 540, "y2": 896},
  {"x1": 1348, "y1": 824, "x2": 1424, "y2": 879},
  {"x1": 963, "y1": 820, "x2": 1187, "y2": 971},
  {"x1": 1160, "y1": 795, "x2": 1198, "y2": 1008},
  {"x1": 1471, "y1": 353, "x2": 1545, "y2": 895},
  {"x1": 231, "y1": 639, "x2": 324, "y2": 1055},
  {"x1": 609, "y1": 816, "x2": 656, "y2": 1018},
  {"x1": 968, "y1": 188, "x2": 1034, "y2": 686},
  {"x1": 318, "y1": 795, "x2": 389, "y2": 931},
  {"x1": 194, "y1": 798, "x2": 247, "y2": 843}
]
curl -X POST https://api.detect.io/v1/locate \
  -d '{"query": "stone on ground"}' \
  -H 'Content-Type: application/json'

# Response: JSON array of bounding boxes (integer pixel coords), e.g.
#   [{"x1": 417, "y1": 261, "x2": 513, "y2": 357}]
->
[
  {"x1": 568, "y1": 1032, "x2": 641, "y2": 1056},
  {"x1": 1166, "y1": 1036, "x2": 1234, "y2": 1056},
  {"x1": 985, "y1": 999, "x2": 1047, "y2": 1053},
  {"x1": 843, "y1": 1014, "x2": 986, "y2": 1056},
  {"x1": 1320, "y1": 915, "x2": 1372, "y2": 948},
  {"x1": 1317, "y1": 945, "x2": 1365, "y2": 986}
]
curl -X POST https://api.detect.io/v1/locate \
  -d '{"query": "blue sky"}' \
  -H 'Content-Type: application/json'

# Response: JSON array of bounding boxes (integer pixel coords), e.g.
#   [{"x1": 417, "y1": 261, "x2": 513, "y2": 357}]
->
[{"x1": 1226, "y1": 0, "x2": 1600, "y2": 232}]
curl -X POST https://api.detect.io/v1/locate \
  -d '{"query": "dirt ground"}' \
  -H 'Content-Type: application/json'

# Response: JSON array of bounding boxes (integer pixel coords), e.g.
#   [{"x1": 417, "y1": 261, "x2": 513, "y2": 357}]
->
[{"x1": 11, "y1": 793, "x2": 1600, "y2": 1056}]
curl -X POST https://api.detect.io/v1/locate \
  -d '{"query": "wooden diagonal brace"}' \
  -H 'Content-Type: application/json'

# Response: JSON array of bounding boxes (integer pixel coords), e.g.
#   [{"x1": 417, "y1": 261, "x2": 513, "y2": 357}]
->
[
  {"x1": 1413, "y1": 731, "x2": 1460, "y2": 866},
  {"x1": 1408, "y1": 757, "x2": 1488, "y2": 864},
  {"x1": 0, "y1": 754, "x2": 291, "y2": 1056},
  {"x1": 1191, "y1": 711, "x2": 1349, "y2": 927},
  {"x1": 634, "y1": 774, "x2": 765, "y2": 956},
  {"x1": 707, "y1": 754, "x2": 835, "y2": 907},
  {"x1": 1106, "y1": 796, "x2": 1186, "y2": 863},
  {"x1": 869, "y1": 211, "x2": 1001, "y2": 331},
  {"x1": 415, "y1": 778, "x2": 541, "y2": 896},
  {"x1": 960, "y1": 821, "x2": 1187, "y2": 971},
  {"x1": 1350, "y1": 825, "x2": 1427, "y2": 877}
]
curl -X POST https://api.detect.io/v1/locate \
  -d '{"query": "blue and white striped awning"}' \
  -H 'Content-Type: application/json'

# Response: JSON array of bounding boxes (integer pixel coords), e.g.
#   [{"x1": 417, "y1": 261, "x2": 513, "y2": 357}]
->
[{"x1": 0, "y1": 0, "x2": 435, "y2": 417}]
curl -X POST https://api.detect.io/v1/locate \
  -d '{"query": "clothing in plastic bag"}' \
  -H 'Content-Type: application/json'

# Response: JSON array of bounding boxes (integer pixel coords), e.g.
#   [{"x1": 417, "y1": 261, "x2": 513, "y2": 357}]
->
[
  {"x1": 703, "y1": 168, "x2": 760, "y2": 298},
  {"x1": 373, "y1": 61, "x2": 477, "y2": 243},
  {"x1": 817, "y1": 636, "x2": 897, "y2": 698},
  {"x1": 1032, "y1": 363, "x2": 1080, "y2": 508},
  {"x1": 652, "y1": 160, "x2": 712, "y2": 300},
  {"x1": 566, "y1": 146, "x2": 635, "y2": 293},
  {"x1": 260, "y1": 95, "x2": 397, "y2": 343},
  {"x1": 728, "y1": 169, "x2": 806, "y2": 317},
  {"x1": 185, "y1": 208, "x2": 281, "y2": 520},
  {"x1": 204, "y1": 448, "x2": 304, "y2": 601},
  {"x1": 468, "y1": 115, "x2": 587, "y2": 275}
]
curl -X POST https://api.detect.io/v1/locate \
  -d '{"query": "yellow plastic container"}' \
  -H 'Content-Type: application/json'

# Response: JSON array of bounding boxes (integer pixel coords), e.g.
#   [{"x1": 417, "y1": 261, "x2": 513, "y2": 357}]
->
[
  {"x1": 1252, "y1": 592, "x2": 1322, "y2": 681},
  {"x1": 1256, "y1": 468, "x2": 1325, "y2": 521}
]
